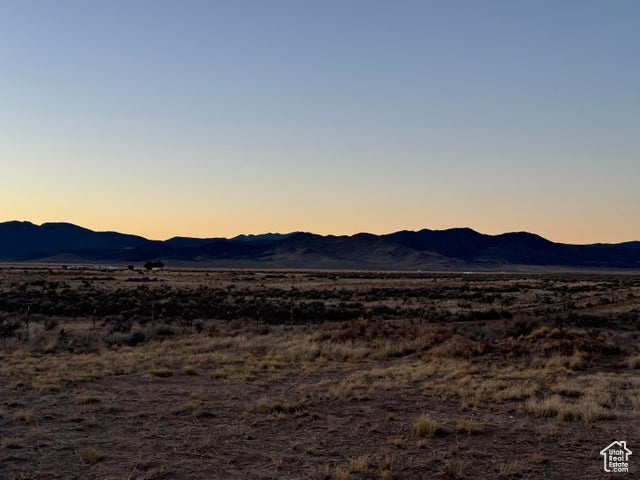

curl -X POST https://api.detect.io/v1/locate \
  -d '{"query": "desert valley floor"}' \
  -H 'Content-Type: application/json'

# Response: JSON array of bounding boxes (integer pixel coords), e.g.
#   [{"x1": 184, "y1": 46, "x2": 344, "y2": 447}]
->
[{"x1": 1, "y1": 266, "x2": 639, "y2": 479}]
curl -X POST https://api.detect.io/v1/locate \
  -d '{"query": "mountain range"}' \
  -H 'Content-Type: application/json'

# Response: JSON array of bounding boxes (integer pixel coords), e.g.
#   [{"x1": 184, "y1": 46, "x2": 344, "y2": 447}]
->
[{"x1": 0, "y1": 221, "x2": 638, "y2": 270}]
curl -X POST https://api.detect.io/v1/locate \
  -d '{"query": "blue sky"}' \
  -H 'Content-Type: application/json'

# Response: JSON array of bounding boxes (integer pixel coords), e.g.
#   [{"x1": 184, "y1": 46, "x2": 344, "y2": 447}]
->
[{"x1": 1, "y1": 0, "x2": 638, "y2": 242}]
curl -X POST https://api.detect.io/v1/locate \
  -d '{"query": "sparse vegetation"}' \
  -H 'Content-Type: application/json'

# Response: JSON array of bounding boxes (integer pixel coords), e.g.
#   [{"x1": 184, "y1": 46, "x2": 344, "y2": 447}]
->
[
  {"x1": 251, "y1": 396, "x2": 309, "y2": 414},
  {"x1": 79, "y1": 447, "x2": 102, "y2": 464},
  {"x1": 454, "y1": 418, "x2": 482, "y2": 434},
  {"x1": 389, "y1": 437, "x2": 405, "y2": 448},
  {"x1": 0, "y1": 267, "x2": 639, "y2": 478},
  {"x1": 444, "y1": 459, "x2": 464, "y2": 479},
  {"x1": 74, "y1": 391, "x2": 101, "y2": 405},
  {"x1": 12, "y1": 409, "x2": 36, "y2": 425},
  {"x1": 2, "y1": 437, "x2": 21, "y2": 449},
  {"x1": 348, "y1": 455, "x2": 369, "y2": 474},
  {"x1": 149, "y1": 367, "x2": 173, "y2": 378},
  {"x1": 333, "y1": 466, "x2": 350, "y2": 480},
  {"x1": 626, "y1": 354, "x2": 640, "y2": 369},
  {"x1": 524, "y1": 395, "x2": 618, "y2": 423},
  {"x1": 411, "y1": 414, "x2": 442, "y2": 437}
]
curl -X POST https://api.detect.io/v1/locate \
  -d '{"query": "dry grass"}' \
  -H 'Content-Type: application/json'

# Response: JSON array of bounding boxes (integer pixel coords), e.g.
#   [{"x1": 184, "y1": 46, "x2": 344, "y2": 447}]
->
[
  {"x1": 251, "y1": 396, "x2": 309, "y2": 415},
  {"x1": 538, "y1": 351, "x2": 587, "y2": 370},
  {"x1": 178, "y1": 401, "x2": 200, "y2": 414},
  {"x1": 411, "y1": 414, "x2": 442, "y2": 437},
  {"x1": 1, "y1": 269, "x2": 639, "y2": 479},
  {"x1": 1, "y1": 437, "x2": 22, "y2": 449},
  {"x1": 74, "y1": 391, "x2": 101, "y2": 405},
  {"x1": 325, "y1": 375, "x2": 373, "y2": 401},
  {"x1": 454, "y1": 417, "x2": 483, "y2": 434},
  {"x1": 416, "y1": 438, "x2": 428, "y2": 449},
  {"x1": 524, "y1": 395, "x2": 618, "y2": 423},
  {"x1": 497, "y1": 453, "x2": 545, "y2": 478},
  {"x1": 626, "y1": 354, "x2": 640, "y2": 369},
  {"x1": 444, "y1": 459, "x2": 464, "y2": 479},
  {"x1": 329, "y1": 455, "x2": 395, "y2": 480},
  {"x1": 208, "y1": 366, "x2": 235, "y2": 380},
  {"x1": 1, "y1": 318, "x2": 637, "y2": 430},
  {"x1": 348, "y1": 455, "x2": 369, "y2": 474},
  {"x1": 79, "y1": 447, "x2": 102, "y2": 464},
  {"x1": 177, "y1": 389, "x2": 204, "y2": 414},
  {"x1": 333, "y1": 466, "x2": 349, "y2": 480},
  {"x1": 149, "y1": 367, "x2": 173, "y2": 378},
  {"x1": 12, "y1": 409, "x2": 36, "y2": 425},
  {"x1": 389, "y1": 437, "x2": 405, "y2": 448},
  {"x1": 492, "y1": 382, "x2": 539, "y2": 402}
]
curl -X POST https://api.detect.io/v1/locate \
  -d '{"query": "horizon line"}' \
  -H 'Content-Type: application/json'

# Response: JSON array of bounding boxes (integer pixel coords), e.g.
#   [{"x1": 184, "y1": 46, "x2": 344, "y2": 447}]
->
[{"x1": 2, "y1": 219, "x2": 638, "y2": 247}]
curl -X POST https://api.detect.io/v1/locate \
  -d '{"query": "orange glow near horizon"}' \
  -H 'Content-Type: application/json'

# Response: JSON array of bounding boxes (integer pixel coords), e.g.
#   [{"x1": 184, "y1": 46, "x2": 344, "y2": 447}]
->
[
  {"x1": 2, "y1": 205, "x2": 638, "y2": 245},
  {"x1": 1, "y1": 2, "x2": 638, "y2": 247}
]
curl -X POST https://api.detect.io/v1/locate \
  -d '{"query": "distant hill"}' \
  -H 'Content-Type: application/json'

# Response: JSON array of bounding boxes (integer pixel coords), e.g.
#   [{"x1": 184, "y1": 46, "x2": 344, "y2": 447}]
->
[
  {"x1": 0, "y1": 221, "x2": 638, "y2": 270},
  {"x1": 0, "y1": 221, "x2": 150, "y2": 261}
]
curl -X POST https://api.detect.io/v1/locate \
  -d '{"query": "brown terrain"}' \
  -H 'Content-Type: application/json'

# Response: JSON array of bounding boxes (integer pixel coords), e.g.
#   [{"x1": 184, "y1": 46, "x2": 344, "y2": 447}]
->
[{"x1": 1, "y1": 266, "x2": 640, "y2": 479}]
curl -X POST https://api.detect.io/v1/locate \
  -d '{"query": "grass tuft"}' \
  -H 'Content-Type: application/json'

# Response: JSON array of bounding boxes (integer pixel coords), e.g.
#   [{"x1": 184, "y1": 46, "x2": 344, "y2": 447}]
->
[
  {"x1": 444, "y1": 459, "x2": 464, "y2": 479},
  {"x1": 149, "y1": 367, "x2": 173, "y2": 378},
  {"x1": 13, "y1": 409, "x2": 36, "y2": 424},
  {"x1": 252, "y1": 396, "x2": 309, "y2": 414},
  {"x1": 411, "y1": 414, "x2": 443, "y2": 437},
  {"x1": 334, "y1": 466, "x2": 350, "y2": 480},
  {"x1": 2, "y1": 437, "x2": 22, "y2": 449},
  {"x1": 348, "y1": 455, "x2": 369, "y2": 474},
  {"x1": 454, "y1": 417, "x2": 483, "y2": 434},
  {"x1": 79, "y1": 447, "x2": 102, "y2": 464},
  {"x1": 74, "y1": 391, "x2": 101, "y2": 405}
]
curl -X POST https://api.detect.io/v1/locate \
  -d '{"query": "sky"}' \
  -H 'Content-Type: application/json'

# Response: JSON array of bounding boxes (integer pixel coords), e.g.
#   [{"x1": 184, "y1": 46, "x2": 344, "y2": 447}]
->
[{"x1": 1, "y1": 0, "x2": 638, "y2": 243}]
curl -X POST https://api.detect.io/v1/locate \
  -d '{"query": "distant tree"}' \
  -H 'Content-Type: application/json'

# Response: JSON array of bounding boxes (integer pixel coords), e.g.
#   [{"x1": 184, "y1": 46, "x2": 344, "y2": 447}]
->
[
  {"x1": 144, "y1": 261, "x2": 165, "y2": 271},
  {"x1": 127, "y1": 265, "x2": 134, "y2": 271},
  {"x1": 0, "y1": 316, "x2": 20, "y2": 339}
]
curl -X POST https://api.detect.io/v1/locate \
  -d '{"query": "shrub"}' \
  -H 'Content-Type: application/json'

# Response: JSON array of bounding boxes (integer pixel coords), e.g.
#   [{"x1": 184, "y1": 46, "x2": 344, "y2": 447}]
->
[
  {"x1": 333, "y1": 467, "x2": 349, "y2": 480},
  {"x1": 627, "y1": 354, "x2": 640, "y2": 369},
  {"x1": 389, "y1": 437, "x2": 405, "y2": 448},
  {"x1": 124, "y1": 330, "x2": 146, "y2": 346},
  {"x1": 44, "y1": 317, "x2": 58, "y2": 331},
  {"x1": 13, "y1": 409, "x2": 36, "y2": 424},
  {"x1": 454, "y1": 418, "x2": 482, "y2": 434},
  {"x1": 79, "y1": 447, "x2": 101, "y2": 464},
  {"x1": 154, "y1": 324, "x2": 178, "y2": 336},
  {"x1": 149, "y1": 368, "x2": 173, "y2": 378},
  {"x1": 444, "y1": 460, "x2": 464, "y2": 479},
  {"x1": 348, "y1": 455, "x2": 369, "y2": 474},
  {"x1": 411, "y1": 414, "x2": 443, "y2": 437},
  {"x1": 2, "y1": 437, "x2": 22, "y2": 449},
  {"x1": 74, "y1": 392, "x2": 101, "y2": 405},
  {"x1": 524, "y1": 395, "x2": 617, "y2": 423},
  {"x1": 252, "y1": 397, "x2": 308, "y2": 414},
  {"x1": 0, "y1": 316, "x2": 20, "y2": 338}
]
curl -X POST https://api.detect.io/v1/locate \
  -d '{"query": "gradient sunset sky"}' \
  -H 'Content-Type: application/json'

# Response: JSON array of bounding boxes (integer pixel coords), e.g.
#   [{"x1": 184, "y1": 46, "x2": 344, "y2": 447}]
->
[{"x1": 1, "y1": 0, "x2": 638, "y2": 243}]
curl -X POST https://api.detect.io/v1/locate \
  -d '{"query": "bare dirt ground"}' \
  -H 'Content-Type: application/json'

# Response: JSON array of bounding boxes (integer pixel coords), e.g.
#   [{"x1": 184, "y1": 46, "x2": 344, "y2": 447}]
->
[{"x1": 1, "y1": 267, "x2": 640, "y2": 479}]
